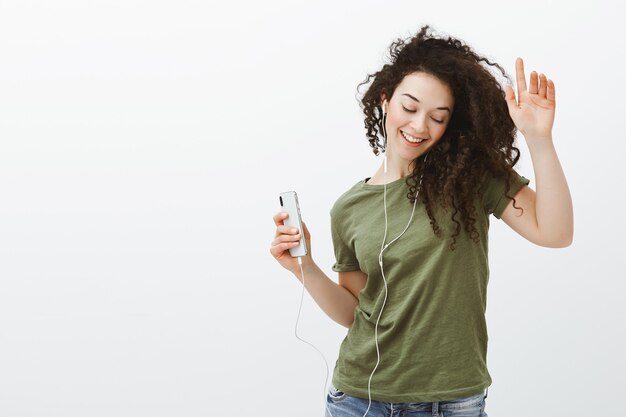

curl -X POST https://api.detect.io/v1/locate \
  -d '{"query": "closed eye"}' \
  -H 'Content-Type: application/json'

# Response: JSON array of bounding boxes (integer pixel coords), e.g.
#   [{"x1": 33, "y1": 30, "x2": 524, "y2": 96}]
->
[{"x1": 402, "y1": 106, "x2": 444, "y2": 124}]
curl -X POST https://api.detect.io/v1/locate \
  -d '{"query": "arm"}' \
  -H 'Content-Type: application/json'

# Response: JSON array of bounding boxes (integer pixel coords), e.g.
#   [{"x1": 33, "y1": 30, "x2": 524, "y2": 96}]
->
[
  {"x1": 501, "y1": 136, "x2": 573, "y2": 247},
  {"x1": 273, "y1": 217, "x2": 360, "y2": 328},
  {"x1": 296, "y1": 262, "x2": 359, "y2": 329},
  {"x1": 501, "y1": 57, "x2": 573, "y2": 247}
]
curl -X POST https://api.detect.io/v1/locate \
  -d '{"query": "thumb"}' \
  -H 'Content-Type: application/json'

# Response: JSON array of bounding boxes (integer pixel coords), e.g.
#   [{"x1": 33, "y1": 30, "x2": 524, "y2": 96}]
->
[
  {"x1": 504, "y1": 84, "x2": 518, "y2": 112},
  {"x1": 302, "y1": 221, "x2": 311, "y2": 239}
]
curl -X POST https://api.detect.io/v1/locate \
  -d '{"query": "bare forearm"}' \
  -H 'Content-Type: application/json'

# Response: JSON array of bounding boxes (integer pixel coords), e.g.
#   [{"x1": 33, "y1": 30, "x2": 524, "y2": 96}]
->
[
  {"x1": 527, "y1": 135, "x2": 574, "y2": 245},
  {"x1": 293, "y1": 261, "x2": 358, "y2": 329}
]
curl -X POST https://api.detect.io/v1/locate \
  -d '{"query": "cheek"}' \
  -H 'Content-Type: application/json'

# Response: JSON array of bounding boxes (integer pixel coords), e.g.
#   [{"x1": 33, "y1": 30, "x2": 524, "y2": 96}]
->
[
  {"x1": 386, "y1": 112, "x2": 408, "y2": 130},
  {"x1": 433, "y1": 123, "x2": 450, "y2": 139}
]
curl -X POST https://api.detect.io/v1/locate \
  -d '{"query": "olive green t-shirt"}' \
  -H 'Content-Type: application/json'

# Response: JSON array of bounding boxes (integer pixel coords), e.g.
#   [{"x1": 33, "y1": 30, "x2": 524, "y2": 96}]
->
[{"x1": 329, "y1": 169, "x2": 530, "y2": 403}]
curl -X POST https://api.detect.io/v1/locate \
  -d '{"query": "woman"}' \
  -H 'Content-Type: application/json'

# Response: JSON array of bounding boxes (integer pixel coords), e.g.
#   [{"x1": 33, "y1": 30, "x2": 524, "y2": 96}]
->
[{"x1": 270, "y1": 25, "x2": 572, "y2": 417}]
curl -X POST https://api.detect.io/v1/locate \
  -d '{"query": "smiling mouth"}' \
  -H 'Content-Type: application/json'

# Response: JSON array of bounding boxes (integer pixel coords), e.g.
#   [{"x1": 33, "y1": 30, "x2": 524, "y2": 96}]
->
[{"x1": 401, "y1": 130, "x2": 427, "y2": 144}]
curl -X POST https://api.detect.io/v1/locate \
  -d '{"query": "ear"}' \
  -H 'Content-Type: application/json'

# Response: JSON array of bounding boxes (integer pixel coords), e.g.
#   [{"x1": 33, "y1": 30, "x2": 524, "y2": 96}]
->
[
  {"x1": 380, "y1": 93, "x2": 388, "y2": 105},
  {"x1": 380, "y1": 94, "x2": 388, "y2": 113}
]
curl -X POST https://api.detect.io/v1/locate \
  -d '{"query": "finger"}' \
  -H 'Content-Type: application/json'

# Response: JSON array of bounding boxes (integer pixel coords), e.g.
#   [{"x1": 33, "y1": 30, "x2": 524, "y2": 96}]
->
[
  {"x1": 504, "y1": 83, "x2": 518, "y2": 111},
  {"x1": 273, "y1": 232, "x2": 301, "y2": 246},
  {"x1": 538, "y1": 73, "x2": 547, "y2": 97},
  {"x1": 270, "y1": 240, "x2": 300, "y2": 256},
  {"x1": 278, "y1": 224, "x2": 299, "y2": 235},
  {"x1": 276, "y1": 233, "x2": 300, "y2": 242},
  {"x1": 273, "y1": 212, "x2": 289, "y2": 226},
  {"x1": 273, "y1": 212, "x2": 289, "y2": 238},
  {"x1": 272, "y1": 233, "x2": 301, "y2": 247},
  {"x1": 529, "y1": 71, "x2": 538, "y2": 95},
  {"x1": 547, "y1": 79, "x2": 556, "y2": 105},
  {"x1": 515, "y1": 57, "x2": 527, "y2": 97}
]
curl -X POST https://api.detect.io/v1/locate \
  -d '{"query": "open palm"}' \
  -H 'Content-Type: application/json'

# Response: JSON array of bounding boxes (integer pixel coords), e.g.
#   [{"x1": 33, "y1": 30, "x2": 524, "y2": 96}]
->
[{"x1": 504, "y1": 57, "x2": 556, "y2": 139}]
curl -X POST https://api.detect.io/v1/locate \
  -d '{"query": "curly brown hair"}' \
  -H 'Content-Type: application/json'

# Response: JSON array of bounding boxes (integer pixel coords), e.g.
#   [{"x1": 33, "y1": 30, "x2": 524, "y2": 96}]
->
[{"x1": 357, "y1": 24, "x2": 525, "y2": 251}]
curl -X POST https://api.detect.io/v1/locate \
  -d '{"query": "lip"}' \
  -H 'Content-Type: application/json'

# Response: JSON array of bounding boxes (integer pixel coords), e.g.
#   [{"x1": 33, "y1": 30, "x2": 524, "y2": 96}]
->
[{"x1": 400, "y1": 131, "x2": 428, "y2": 147}]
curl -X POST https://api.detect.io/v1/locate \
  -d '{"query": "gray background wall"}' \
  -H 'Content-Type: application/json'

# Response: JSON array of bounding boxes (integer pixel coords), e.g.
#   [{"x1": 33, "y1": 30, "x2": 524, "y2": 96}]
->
[{"x1": 0, "y1": 0, "x2": 623, "y2": 416}]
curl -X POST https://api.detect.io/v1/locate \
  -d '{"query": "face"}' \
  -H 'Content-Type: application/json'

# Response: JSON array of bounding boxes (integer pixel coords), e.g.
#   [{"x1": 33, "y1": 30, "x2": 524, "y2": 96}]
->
[{"x1": 381, "y1": 71, "x2": 454, "y2": 164}]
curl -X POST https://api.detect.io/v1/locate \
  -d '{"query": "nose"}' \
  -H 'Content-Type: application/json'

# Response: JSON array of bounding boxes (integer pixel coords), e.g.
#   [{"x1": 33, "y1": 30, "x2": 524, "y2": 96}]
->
[{"x1": 409, "y1": 114, "x2": 429, "y2": 136}]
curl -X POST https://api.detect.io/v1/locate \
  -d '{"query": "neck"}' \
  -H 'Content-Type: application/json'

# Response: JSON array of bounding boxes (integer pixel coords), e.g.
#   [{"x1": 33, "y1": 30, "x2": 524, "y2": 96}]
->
[
  {"x1": 381, "y1": 155, "x2": 413, "y2": 180},
  {"x1": 367, "y1": 161, "x2": 412, "y2": 185}
]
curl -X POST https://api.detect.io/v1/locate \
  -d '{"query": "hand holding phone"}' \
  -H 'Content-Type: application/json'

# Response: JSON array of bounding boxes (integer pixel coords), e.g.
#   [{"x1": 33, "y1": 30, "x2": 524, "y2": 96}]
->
[{"x1": 278, "y1": 191, "x2": 307, "y2": 257}]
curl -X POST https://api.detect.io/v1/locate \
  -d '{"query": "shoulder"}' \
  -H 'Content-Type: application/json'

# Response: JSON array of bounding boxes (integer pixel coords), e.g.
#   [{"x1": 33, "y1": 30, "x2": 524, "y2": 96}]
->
[
  {"x1": 479, "y1": 167, "x2": 531, "y2": 218},
  {"x1": 479, "y1": 166, "x2": 528, "y2": 191},
  {"x1": 330, "y1": 179, "x2": 365, "y2": 215}
]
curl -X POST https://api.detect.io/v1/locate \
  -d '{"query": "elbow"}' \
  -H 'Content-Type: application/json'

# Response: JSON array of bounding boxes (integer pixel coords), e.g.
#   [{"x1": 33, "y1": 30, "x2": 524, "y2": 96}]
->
[
  {"x1": 341, "y1": 316, "x2": 355, "y2": 329},
  {"x1": 562, "y1": 222, "x2": 574, "y2": 247},
  {"x1": 560, "y1": 228, "x2": 574, "y2": 247},
  {"x1": 536, "y1": 224, "x2": 573, "y2": 248},
  {"x1": 339, "y1": 319, "x2": 353, "y2": 329},
  {"x1": 552, "y1": 239, "x2": 572, "y2": 248},
  {"x1": 543, "y1": 233, "x2": 573, "y2": 248},
  {"x1": 339, "y1": 313, "x2": 356, "y2": 329}
]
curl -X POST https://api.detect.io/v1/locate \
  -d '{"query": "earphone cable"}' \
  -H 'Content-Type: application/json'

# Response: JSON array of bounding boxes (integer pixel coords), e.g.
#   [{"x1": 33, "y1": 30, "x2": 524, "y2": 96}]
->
[
  {"x1": 294, "y1": 256, "x2": 334, "y2": 417},
  {"x1": 360, "y1": 107, "x2": 429, "y2": 416}
]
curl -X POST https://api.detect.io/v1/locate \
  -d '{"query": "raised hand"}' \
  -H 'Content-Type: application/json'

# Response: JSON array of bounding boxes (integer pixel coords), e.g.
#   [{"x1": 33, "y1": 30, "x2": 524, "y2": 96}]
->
[{"x1": 504, "y1": 57, "x2": 556, "y2": 140}]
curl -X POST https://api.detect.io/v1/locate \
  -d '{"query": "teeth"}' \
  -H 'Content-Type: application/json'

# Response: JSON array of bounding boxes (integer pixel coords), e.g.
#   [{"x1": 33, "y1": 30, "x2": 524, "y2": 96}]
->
[{"x1": 401, "y1": 131, "x2": 425, "y2": 143}]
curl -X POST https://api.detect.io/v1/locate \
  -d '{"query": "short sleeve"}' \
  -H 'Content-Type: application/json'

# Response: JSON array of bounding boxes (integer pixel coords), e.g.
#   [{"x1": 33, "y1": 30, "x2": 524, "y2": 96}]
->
[
  {"x1": 329, "y1": 207, "x2": 360, "y2": 272},
  {"x1": 482, "y1": 168, "x2": 531, "y2": 219}
]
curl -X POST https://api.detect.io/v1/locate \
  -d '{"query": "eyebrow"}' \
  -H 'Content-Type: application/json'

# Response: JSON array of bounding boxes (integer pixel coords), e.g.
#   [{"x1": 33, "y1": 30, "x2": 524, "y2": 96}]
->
[{"x1": 402, "y1": 93, "x2": 451, "y2": 112}]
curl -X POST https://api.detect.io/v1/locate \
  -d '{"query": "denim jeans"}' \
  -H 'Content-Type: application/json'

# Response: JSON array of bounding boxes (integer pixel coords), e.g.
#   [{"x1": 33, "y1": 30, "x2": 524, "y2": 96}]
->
[{"x1": 325, "y1": 382, "x2": 488, "y2": 417}]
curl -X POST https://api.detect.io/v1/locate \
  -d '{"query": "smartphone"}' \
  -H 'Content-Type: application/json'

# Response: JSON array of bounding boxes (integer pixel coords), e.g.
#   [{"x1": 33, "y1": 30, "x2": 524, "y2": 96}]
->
[{"x1": 278, "y1": 191, "x2": 307, "y2": 257}]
